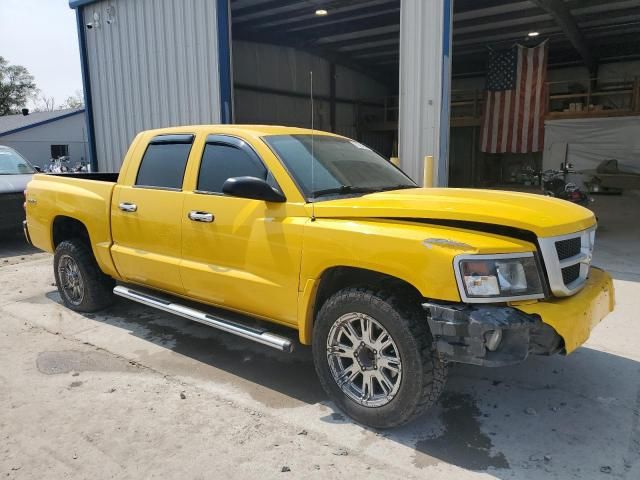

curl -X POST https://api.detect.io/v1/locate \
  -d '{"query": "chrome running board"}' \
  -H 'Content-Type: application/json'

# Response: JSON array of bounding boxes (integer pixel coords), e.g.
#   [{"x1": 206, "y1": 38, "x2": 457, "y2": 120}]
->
[{"x1": 113, "y1": 285, "x2": 293, "y2": 353}]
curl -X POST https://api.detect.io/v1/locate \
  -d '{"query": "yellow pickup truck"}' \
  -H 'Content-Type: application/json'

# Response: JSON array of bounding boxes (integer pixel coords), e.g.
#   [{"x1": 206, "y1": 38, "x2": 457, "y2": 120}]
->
[{"x1": 24, "y1": 125, "x2": 614, "y2": 428}]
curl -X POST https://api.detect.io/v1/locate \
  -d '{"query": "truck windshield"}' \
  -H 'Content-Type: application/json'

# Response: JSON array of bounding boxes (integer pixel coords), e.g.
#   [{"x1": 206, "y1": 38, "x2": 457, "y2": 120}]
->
[
  {"x1": 263, "y1": 135, "x2": 416, "y2": 200},
  {"x1": 0, "y1": 147, "x2": 34, "y2": 175}
]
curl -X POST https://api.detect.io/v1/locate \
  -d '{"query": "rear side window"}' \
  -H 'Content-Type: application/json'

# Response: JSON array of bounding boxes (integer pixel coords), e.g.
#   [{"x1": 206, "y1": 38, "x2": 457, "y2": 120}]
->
[
  {"x1": 197, "y1": 143, "x2": 267, "y2": 193},
  {"x1": 135, "y1": 135, "x2": 194, "y2": 189}
]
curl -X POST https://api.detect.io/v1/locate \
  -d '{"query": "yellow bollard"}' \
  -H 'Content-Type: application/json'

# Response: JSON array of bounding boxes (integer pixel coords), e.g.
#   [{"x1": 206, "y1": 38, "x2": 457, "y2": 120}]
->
[
  {"x1": 390, "y1": 157, "x2": 400, "y2": 167},
  {"x1": 423, "y1": 155, "x2": 434, "y2": 188}
]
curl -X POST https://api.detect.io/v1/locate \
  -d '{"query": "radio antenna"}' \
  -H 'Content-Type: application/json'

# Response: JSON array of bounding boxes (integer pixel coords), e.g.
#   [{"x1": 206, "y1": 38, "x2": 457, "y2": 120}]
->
[{"x1": 310, "y1": 70, "x2": 316, "y2": 221}]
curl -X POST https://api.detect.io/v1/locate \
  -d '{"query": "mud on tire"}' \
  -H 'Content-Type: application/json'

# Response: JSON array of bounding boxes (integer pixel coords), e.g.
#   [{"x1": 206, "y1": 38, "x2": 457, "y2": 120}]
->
[
  {"x1": 312, "y1": 287, "x2": 447, "y2": 429},
  {"x1": 53, "y1": 239, "x2": 115, "y2": 312}
]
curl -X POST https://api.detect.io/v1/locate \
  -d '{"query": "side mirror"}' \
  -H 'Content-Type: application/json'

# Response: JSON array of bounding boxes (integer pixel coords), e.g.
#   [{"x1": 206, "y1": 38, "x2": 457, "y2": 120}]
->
[
  {"x1": 33, "y1": 166, "x2": 42, "y2": 173},
  {"x1": 222, "y1": 176, "x2": 286, "y2": 203}
]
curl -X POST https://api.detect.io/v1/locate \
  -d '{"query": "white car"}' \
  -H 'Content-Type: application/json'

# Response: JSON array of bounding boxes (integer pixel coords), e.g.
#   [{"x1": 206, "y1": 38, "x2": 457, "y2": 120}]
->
[{"x1": 0, "y1": 146, "x2": 37, "y2": 235}]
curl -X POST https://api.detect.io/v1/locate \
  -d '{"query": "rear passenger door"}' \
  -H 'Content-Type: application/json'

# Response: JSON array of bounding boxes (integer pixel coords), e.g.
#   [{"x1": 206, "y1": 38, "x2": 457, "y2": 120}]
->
[{"x1": 111, "y1": 134, "x2": 193, "y2": 294}]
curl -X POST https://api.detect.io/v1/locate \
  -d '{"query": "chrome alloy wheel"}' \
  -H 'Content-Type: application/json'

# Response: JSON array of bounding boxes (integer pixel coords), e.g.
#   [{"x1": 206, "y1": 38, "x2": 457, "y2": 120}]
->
[
  {"x1": 57, "y1": 254, "x2": 85, "y2": 306},
  {"x1": 326, "y1": 312, "x2": 402, "y2": 407}
]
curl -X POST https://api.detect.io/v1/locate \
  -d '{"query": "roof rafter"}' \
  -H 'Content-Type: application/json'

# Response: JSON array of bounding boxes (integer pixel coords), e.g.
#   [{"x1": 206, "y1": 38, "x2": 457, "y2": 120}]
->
[{"x1": 530, "y1": 0, "x2": 596, "y2": 71}]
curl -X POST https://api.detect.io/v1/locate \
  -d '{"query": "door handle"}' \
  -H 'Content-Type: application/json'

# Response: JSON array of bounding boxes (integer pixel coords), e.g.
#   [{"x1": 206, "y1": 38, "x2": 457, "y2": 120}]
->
[
  {"x1": 188, "y1": 211, "x2": 214, "y2": 223},
  {"x1": 119, "y1": 202, "x2": 137, "y2": 212}
]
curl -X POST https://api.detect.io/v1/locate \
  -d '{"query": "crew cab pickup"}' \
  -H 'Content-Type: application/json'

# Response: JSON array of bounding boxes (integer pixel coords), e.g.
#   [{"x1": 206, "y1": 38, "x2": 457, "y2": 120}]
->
[{"x1": 24, "y1": 125, "x2": 614, "y2": 428}]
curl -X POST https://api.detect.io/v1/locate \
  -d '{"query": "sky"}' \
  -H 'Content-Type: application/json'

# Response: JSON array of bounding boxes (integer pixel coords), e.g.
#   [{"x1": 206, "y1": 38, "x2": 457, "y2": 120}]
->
[{"x1": 0, "y1": 0, "x2": 82, "y2": 109}]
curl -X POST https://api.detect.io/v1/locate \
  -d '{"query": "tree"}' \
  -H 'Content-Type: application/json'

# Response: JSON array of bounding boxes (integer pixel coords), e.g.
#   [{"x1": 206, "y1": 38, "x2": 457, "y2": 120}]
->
[
  {"x1": 32, "y1": 89, "x2": 84, "y2": 112},
  {"x1": 33, "y1": 94, "x2": 56, "y2": 112},
  {"x1": 60, "y1": 90, "x2": 84, "y2": 109},
  {"x1": 0, "y1": 56, "x2": 37, "y2": 116}
]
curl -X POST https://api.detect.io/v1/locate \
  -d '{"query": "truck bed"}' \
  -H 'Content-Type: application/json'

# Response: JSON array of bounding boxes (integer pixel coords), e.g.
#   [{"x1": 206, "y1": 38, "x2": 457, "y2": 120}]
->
[{"x1": 24, "y1": 173, "x2": 119, "y2": 276}]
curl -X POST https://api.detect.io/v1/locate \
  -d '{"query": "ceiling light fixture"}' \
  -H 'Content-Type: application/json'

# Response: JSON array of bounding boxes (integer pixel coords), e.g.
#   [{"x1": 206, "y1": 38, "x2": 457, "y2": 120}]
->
[
  {"x1": 528, "y1": 31, "x2": 540, "y2": 37},
  {"x1": 315, "y1": 9, "x2": 328, "y2": 16}
]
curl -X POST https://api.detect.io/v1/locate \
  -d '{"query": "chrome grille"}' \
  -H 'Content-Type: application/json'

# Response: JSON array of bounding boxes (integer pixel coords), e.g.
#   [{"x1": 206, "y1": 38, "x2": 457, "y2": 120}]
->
[{"x1": 538, "y1": 227, "x2": 596, "y2": 297}]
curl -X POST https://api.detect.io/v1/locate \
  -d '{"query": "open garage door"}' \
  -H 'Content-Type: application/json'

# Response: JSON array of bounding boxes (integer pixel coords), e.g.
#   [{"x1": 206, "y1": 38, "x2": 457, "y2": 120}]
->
[
  {"x1": 448, "y1": 0, "x2": 640, "y2": 188},
  {"x1": 229, "y1": 0, "x2": 401, "y2": 162}
]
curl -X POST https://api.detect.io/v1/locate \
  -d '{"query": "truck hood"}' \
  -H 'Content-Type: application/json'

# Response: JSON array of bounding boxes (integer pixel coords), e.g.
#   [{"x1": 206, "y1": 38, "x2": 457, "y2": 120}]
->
[
  {"x1": 311, "y1": 188, "x2": 596, "y2": 237},
  {"x1": 0, "y1": 174, "x2": 32, "y2": 194}
]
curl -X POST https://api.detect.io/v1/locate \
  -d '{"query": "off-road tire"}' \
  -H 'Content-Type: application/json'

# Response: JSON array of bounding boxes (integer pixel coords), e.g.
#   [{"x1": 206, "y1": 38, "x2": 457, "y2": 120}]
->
[
  {"x1": 312, "y1": 287, "x2": 447, "y2": 429},
  {"x1": 53, "y1": 239, "x2": 115, "y2": 312}
]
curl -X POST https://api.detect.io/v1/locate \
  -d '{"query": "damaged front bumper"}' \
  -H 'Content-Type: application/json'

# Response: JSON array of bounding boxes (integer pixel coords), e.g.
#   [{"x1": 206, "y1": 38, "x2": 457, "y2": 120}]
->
[
  {"x1": 423, "y1": 267, "x2": 615, "y2": 367},
  {"x1": 424, "y1": 303, "x2": 562, "y2": 367}
]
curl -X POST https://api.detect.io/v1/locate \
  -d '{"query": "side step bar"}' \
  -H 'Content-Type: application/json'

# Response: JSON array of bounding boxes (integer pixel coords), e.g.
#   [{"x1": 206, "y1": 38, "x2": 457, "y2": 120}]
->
[{"x1": 113, "y1": 285, "x2": 293, "y2": 353}]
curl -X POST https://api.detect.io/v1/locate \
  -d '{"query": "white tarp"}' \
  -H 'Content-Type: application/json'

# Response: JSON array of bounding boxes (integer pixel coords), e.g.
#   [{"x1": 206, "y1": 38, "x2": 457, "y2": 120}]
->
[{"x1": 543, "y1": 116, "x2": 640, "y2": 174}]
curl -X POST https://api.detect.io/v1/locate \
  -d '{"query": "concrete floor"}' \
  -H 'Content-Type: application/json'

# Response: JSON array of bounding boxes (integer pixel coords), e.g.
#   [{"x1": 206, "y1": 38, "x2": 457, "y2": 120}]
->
[{"x1": 1, "y1": 191, "x2": 639, "y2": 479}]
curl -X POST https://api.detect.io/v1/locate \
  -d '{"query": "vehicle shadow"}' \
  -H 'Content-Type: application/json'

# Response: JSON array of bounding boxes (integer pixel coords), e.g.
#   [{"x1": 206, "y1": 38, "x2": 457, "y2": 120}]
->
[
  {"x1": 0, "y1": 232, "x2": 38, "y2": 259},
  {"x1": 51, "y1": 293, "x2": 639, "y2": 479}
]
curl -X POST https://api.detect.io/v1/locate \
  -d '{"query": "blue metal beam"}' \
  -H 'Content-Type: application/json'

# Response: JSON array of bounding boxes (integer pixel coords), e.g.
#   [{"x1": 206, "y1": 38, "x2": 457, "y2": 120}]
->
[
  {"x1": 69, "y1": 0, "x2": 99, "y2": 8},
  {"x1": 75, "y1": 6, "x2": 99, "y2": 171},
  {"x1": 217, "y1": 0, "x2": 233, "y2": 123}
]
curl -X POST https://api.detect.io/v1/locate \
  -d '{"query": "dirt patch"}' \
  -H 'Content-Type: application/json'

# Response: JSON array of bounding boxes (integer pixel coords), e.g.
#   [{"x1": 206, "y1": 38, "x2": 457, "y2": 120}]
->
[
  {"x1": 414, "y1": 392, "x2": 509, "y2": 471},
  {"x1": 87, "y1": 303, "x2": 327, "y2": 409},
  {"x1": 36, "y1": 350, "x2": 138, "y2": 375}
]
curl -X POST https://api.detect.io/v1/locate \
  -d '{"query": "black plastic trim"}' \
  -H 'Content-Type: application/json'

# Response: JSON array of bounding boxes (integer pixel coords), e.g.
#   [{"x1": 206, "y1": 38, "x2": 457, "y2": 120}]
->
[
  {"x1": 424, "y1": 301, "x2": 562, "y2": 367},
  {"x1": 133, "y1": 185, "x2": 182, "y2": 192},
  {"x1": 149, "y1": 134, "x2": 195, "y2": 145}
]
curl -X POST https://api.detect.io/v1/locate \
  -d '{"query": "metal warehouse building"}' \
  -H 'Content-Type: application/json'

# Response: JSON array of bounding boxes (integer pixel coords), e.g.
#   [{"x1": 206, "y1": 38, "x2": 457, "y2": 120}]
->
[
  {"x1": 70, "y1": 0, "x2": 450, "y2": 183},
  {"x1": 0, "y1": 108, "x2": 88, "y2": 168},
  {"x1": 70, "y1": 0, "x2": 640, "y2": 187}
]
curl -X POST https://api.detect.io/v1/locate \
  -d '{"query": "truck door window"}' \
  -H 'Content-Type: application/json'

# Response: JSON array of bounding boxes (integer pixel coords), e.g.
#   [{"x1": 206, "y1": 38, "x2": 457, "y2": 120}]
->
[
  {"x1": 197, "y1": 143, "x2": 268, "y2": 194},
  {"x1": 135, "y1": 134, "x2": 194, "y2": 190}
]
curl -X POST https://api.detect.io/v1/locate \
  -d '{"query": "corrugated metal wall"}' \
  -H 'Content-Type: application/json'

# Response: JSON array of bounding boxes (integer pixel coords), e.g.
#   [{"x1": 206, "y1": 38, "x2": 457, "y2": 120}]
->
[
  {"x1": 82, "y1": 0, "x2": 222, "y2": 172},
  {"x1": 398, "y1": 0, "x2": 452, "y2": 185},
  {"x1": 232, "y1": 40, "x2": 389, "y2": 152}
]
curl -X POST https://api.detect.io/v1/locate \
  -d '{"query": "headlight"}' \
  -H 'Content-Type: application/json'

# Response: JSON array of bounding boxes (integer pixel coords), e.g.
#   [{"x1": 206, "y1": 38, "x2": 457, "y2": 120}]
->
[{"x1": 454, "y1": 253, "x2": 544, "y2": 303}]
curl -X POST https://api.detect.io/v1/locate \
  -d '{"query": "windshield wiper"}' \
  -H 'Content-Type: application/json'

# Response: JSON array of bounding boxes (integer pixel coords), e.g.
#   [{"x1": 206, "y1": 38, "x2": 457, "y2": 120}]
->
[{"x1": 311, "y1": 185, "x2": 378, "y2": 198}]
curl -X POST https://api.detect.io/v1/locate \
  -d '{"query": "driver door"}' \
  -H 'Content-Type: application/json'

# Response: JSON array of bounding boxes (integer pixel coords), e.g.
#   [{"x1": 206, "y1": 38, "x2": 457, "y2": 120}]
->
[{"x1": 180, "y1": 135, "x2": 303, "y2": 325}]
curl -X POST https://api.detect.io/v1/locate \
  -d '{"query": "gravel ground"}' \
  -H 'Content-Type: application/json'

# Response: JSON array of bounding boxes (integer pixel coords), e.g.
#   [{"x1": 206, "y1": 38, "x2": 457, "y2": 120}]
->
[{"x1": 1, "y1": 192, "x2": 639, "y2": 479}]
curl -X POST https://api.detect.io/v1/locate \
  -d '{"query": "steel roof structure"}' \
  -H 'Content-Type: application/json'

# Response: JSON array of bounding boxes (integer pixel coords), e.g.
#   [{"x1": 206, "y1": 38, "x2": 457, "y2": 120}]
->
[{"x1": 231, "y1": 0, "x2": 640, "y2": 81}]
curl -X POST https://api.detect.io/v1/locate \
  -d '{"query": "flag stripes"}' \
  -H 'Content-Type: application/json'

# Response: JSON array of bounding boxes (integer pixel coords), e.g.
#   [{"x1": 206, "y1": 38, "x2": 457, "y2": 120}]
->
[{"x1": 480, "y1": 41, "x2": 548, "y2": 154}]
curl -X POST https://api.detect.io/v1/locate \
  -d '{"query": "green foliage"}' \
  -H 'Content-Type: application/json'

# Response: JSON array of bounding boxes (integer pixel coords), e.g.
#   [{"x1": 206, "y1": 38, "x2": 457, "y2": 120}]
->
[{"x1": 0, "y1": 56, "x2": 37, "y2": 116}]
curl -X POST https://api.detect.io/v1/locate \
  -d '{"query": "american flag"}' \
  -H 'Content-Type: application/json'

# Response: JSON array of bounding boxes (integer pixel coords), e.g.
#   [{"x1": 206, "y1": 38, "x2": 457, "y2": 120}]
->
[{"x1": 480, "y1": 41, "x2": 548, "y2": 154}]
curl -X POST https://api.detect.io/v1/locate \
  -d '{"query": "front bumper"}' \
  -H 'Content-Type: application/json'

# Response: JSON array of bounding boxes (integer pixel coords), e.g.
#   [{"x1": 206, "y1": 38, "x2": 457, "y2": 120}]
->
[{"x1": 424, "y1": 267, "x2": 614, "y2": 367}]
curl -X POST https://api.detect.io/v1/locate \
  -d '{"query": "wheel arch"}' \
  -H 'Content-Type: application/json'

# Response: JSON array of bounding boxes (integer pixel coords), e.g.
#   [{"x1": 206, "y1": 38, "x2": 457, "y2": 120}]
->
[
  {"x1": 52, "y1": 215, "x2": 91, "y2": 249},
  {"x1": 50, "y1": 214, "x2": 121, "y2": 280},
  {"x1": 298, "y1": 266, "x2": 423, "y2": 345}
]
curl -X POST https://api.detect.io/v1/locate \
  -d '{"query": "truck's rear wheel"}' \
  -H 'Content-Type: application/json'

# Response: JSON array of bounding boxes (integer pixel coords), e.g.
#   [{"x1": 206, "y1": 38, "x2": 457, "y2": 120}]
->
[
  {"x1": 313, "y1": 287, "x2": 447, "y2": 428},
  {"x1": 54, "y1": 240, "x2": 114, "y2": 312}
]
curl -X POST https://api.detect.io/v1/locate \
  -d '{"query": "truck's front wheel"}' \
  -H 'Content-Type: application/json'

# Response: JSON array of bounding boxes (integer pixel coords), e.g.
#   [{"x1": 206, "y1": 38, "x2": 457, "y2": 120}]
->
[
  {"x1": 54, "y1": 240, "x2": 114, "y2": 312},
  {"x1": 313, "y1": 287, "x2": 447, "y2": 428}
]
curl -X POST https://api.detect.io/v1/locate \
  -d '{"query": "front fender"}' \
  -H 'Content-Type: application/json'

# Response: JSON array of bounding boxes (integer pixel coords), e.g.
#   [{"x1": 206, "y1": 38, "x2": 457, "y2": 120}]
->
[{"x1": 297, "y1": 218, "x2": 536, "y2": 344}]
